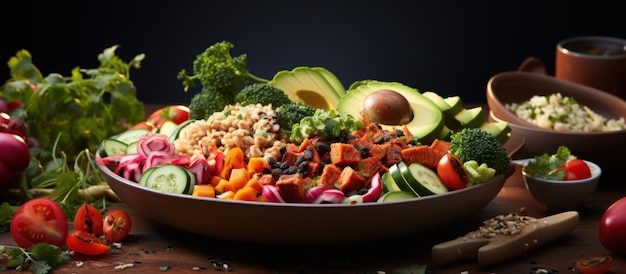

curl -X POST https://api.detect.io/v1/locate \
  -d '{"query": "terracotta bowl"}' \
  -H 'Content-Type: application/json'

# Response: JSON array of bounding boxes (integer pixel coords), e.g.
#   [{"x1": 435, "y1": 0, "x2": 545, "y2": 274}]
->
[{"x1": 486, "y1": 71, "x2": 626, "y2": 172}]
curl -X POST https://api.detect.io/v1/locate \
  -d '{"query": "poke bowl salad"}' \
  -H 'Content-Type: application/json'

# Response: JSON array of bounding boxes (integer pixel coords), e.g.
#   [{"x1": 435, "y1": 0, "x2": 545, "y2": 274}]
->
[{"x1": 95, "y1": 41, "x2": 515, "y2": 206}]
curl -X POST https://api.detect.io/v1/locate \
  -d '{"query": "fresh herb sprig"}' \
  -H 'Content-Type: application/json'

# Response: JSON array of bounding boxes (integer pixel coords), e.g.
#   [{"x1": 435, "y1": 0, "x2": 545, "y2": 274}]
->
[{"x1": 1, "y1": 243, "x2": 70, "y2": 274}]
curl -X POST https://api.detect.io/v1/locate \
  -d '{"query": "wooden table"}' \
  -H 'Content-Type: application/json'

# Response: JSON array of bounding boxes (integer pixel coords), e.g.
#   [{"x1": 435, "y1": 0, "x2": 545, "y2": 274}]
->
[{"x1": 2, "y1": 164, "x2": 624, "y2": 273}]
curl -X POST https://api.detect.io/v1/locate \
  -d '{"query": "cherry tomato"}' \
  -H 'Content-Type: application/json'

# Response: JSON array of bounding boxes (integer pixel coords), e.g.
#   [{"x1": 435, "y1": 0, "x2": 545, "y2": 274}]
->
[
  {"x1": 574, "y1": 256, "x2": 613, "y2": 274},
  {"x1": 66, "y1": 230, "x2": 110, "y2": 256},
  {"x1": 147, "y1": 105, "x2": 190, "y2": 126},
  {"x1": 103, "y1": 209, "x2": 132, "y2": 242},
  {"x1": 599, "y1": 196, "x2": 626, "y2": 254},
  {"x1": 437, "y1": 153, "x2": 467, "y2": 190},
  {"x1": 74, "y1": 202, "x2": 104, "y2": 236},
  {"x1": 10, "y1": 198, "x2": 69, "y2": 248},
  {"x1": 562, "y1": 159, "x2": 592, "y2": 181}
]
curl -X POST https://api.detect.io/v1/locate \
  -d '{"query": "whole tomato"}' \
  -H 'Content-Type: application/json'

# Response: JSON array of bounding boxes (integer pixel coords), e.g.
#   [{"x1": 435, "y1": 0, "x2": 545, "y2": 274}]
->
[
  {"x1": 599, "y1": 196, "x2": 626, "y2": 255},
  {"x1": 437, "y1": 153, "x2": 467, "y2": 190},
  {"x1": 103, "y1": 209, "x2": 132, "y2": 242},
  {"x1": 147, "y1": 105, "x2": 190, "y2": 126}
]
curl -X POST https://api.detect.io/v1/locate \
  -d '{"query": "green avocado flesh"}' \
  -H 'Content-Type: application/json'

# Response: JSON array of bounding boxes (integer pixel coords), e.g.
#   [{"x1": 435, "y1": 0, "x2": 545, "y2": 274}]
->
[
  {"x1": 269, "y1": 66, "x2": 345, "y2": 111},
  {"x1": 337, "y1": 81, "x2": 444, "y2": 144}
]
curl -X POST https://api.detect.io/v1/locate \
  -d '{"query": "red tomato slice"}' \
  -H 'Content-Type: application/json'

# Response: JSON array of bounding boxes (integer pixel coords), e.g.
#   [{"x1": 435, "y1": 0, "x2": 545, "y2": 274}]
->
[
  {"x1": 103, "y1": 209, "x2": 133, "y2": 242},
  {"x1": 66, "y1": 230, "x2": 110, "y2": 256},
  {"x1": 74, "y1": 202, "x2": 104, "y2": 236},
  {"x1": 562, "y1": 159, "x2": 592, "y2": 181},
  {"x1": 130, "y1": 121, "x2": 155, "y2": 131},
  {"x1": 574, "y1": 256, "x2": 613, "y2": 274},
  {"x1": 10, "y1": 198, "x2": 69, "y2": 248},
  {"x1": 147, "y1": 105, "x2": 190, "y2": 125},
  {"x1": 437, "y1": 153, "x2": 467, "y2": 190}
]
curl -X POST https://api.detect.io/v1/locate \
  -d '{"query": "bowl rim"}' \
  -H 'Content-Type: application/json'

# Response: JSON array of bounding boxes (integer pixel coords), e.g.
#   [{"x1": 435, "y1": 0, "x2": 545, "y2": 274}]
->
[
  {"x1": 96, "y1": 156, "x2": 512, "y2": 208},
  {"x1": 521, "y1": 159, "x2": 601, "y2": 184},
  {"x1": 487, "y1": 71, "x2": 626, "y2": 135}
]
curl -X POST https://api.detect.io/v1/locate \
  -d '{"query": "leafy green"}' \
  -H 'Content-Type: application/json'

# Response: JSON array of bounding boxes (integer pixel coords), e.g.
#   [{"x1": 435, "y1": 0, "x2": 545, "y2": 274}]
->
[
  {"x1": 289, "y1": 109, "x2": 363, "y2": 144},
  {"x1": 5, "y1": 243, "x2": 70, "y2": 274},
  {"x1": 0, "y1": 45, "x2": 146, "y2": 163},
  {"x1": 0, "y1": 202, "x2": 15, "y2": 232},
  {"x1": 523, "y1": 146, "x2": 575, "y2": 180}
]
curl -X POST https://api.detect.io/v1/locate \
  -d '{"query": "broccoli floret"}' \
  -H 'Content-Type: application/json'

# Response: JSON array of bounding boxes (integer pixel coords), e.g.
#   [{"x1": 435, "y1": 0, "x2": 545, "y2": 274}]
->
[
  {"x1": 449, "y1": 128, "x2": 511, "y2": 174},
  {"x1": 177, "y1": 41, "x2": 268, "y2": 94},
  {"x1": 289, "y1": 109, "x2": 363, "y2": 144},
  {"x1": 234, "y1": 83, "x2": 292, "y2": 109},
  {"x1": 275, "y1": 102, "x2": 317, "y2": 130},
  {"x1": 188, "y1": 90, "x2": 230, "y2": 120}
]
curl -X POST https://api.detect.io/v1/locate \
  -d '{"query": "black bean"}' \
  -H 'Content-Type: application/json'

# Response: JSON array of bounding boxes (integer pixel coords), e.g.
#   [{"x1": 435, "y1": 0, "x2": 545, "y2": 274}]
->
[
  {"x1": 283, "y1": 166, "x2": 298, "y2": 175},
  {"x1": 316, "y1": 141, "x2": 331, "y2": 155}
]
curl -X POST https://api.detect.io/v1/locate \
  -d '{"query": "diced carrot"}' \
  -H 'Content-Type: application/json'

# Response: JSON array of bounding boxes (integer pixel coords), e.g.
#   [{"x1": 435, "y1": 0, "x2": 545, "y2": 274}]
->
[
  {"x1": 221, "y1": 147, "x2": 245, "y2": 180},
  {"x1": 430, "y1": 139, "x2": 451, "y2": 159},
  {"x1": 245, "y1": 176, "x2": 264, "y2": 193},
  {"x1": 192, "y1": 184, "x2": 215, "y2": 198},
  {"x1": 233, "y1": 186, "x2": 258, "y2": 201},
  {"x1": 210, "y1": 175, "x2": 223, "y2": 187},
  {"x1": 214, "y1": 178, "x2": 229, "y2": 193},
  {"x1": 226, "y1": 168, "x2": 250, "y2": 192},
  {"x1": 247, "y1": 157, "x2": 269, "y2": 175}
]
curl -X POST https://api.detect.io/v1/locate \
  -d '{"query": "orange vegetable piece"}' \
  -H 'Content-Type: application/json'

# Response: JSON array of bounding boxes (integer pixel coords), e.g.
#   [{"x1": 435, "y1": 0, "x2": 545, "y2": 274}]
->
[
  {"x1": 225, "y1": 168, "x2": 250, "y2": 192},
  {"x1": 214, "y1": 178, "x2": 229, "y2": 193},
  {"x1": 221, "y1": 147, "x2": 245, "y2": 180},
  {"x1": 192, "y1": 184, "x2": 215, "y2": 198},
  {"x1": 244, "y1": 176, "x2": 264, "y2": 193},
  {"x1": 247, "y1": 157, "x2": 269, "y2": 175},
  {"x1": 233, "y1": 186, "x2": 258, "y2": 201}
]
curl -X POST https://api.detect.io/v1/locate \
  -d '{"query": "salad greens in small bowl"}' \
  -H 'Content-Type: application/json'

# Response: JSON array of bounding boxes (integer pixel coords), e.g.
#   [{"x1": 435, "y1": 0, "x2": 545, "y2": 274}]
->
[{"x1": 516, "y1": 146, "x2": 601, "y2": 211}]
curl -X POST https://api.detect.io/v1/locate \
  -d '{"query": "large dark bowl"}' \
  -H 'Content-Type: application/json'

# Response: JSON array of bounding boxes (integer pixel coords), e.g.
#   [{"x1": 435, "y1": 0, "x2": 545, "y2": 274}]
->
[
  {"x1": 487, "y1": 71, "x2": 626, "y2": 171},
  {"x1": 97, "y1": 159, "x2": 512, "y2": 244}
]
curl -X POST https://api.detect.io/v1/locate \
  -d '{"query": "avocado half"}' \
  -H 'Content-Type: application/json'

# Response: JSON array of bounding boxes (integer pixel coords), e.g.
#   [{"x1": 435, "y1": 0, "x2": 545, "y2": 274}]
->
[
  {"x1": 336, "y1": 81, "x2": 444, "y2": 144},
  {"x1": 268, "y1": 66, "x2": 345, "y2": 111}
]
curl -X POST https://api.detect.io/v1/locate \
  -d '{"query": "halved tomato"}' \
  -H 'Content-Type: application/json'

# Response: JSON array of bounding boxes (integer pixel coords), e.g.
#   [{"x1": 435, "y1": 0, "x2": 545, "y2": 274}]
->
[
  {"x1": 74, "y1": 202, "x2": 104, "y2": 236},
  {"x1": 10, "y1": 198, "x2": 69, "y2": 248},
  {"x1": 147, "y1": 105, "x2": 190, "y2": 126},
  {"x1": 103, "y1": 209, "x2": 132, "y2": 242},
  {"x1": 66, "y1": 230, "x2": 110, "y2": 256},
  {"x1": 574, "y1": 256, "x2": 613, "y2": 274}
]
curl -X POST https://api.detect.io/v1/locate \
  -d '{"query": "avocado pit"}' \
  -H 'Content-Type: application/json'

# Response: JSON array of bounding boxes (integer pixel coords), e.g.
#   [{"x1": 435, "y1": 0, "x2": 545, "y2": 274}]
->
[{"x1": 361, "y1": 89, "x2": 413, "y2": 125}]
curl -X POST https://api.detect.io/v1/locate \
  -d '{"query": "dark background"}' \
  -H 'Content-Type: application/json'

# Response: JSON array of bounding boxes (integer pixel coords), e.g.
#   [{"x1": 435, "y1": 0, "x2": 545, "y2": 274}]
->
[{"x1": 1, "y1": 1, "x2": 625, "y2": 105}]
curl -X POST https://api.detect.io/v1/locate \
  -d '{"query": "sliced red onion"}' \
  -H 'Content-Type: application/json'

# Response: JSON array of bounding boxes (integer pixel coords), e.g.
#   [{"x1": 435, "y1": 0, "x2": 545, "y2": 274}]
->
[
  {"x1": 137, "y1": 133, "x2": 175, "y2": 157},
  {"x1": 305, "y1": 186, "x2": 345, "y2": 204},
  {"x1": 262, "y1": 185, "x2": 285, "y2": 203},
  {"x1": 361, "y1": 172, "x2": 382, "y2": 203}
]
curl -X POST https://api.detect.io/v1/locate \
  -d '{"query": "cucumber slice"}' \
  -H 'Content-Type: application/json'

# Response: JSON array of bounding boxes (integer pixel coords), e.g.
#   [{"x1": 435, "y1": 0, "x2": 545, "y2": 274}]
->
[
  {"x1": 377, "y1": 191, "x2": 418, "y2": 203},
  {"x1": 138, "y1": 166, "x2": 157, "y2": 186},
  {"x1": 142, "y1": 164, "x2": 193, "y2": 194},
  {"x1": 98, "y1": 138, "x2": 128, "y2": 157},
  {"x1": 157, "y1": 120, "x2": 178, "y2": 137},
  {"x1": 125, "y1": 141, "x2": 138, "y2": 154},
  {"x1": 400, "y1": 162, "x2": 449, "y2": 196},
  {"x1": 381, "y1": 171, "x2": 402, "y2": 193},
  {"x1": 112, "y1": 128, "x2": 150, "y2": 145},
  {"x1": 168, "y1": 119, "x2": 194, "y2": 142},
  {"x1": 389, "y1": 162, "x2": 419, "y2": 196}
]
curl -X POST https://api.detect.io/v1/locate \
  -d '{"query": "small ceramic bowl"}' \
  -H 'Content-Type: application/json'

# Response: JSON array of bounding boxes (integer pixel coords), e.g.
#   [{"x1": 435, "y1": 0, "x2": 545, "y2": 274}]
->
[
  {"x1": 487, "y1": 71, "x2": 626, "y2": 172},
  {"x1": 517, "y1": 159, "x2": 601, "y2": 210}
]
